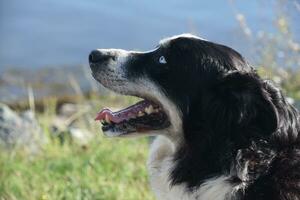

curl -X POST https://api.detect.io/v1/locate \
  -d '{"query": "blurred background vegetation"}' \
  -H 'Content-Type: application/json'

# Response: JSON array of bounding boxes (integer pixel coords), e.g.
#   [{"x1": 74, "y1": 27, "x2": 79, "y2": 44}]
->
[{"x1": 0, "y1": 0, "x2": 299, "y2": 199}]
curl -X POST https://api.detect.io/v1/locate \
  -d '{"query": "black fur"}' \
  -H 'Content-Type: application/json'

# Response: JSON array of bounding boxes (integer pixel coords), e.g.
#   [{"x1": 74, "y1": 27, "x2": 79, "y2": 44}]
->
[{"x1": 124, "y1": 37, "x2": 300, "y2": 199}]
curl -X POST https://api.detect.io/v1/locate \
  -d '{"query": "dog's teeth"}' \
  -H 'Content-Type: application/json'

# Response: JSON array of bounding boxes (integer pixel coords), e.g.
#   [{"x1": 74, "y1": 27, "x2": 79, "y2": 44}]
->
[
  {"x1": 145, "y1": 105, "x2": 154, "y2": 115},
  {"x1": 138, "y1": 111, "x2": 144, "y2": 117},
  {"x1": 105, "y1": 115, "x2": 111, "y2": 124}
]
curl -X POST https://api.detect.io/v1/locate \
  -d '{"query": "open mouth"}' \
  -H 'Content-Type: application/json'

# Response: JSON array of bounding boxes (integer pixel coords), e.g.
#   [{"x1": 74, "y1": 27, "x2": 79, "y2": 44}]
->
[{"x1": 95, "y1": 99, "x2": 171, "y2": 136}]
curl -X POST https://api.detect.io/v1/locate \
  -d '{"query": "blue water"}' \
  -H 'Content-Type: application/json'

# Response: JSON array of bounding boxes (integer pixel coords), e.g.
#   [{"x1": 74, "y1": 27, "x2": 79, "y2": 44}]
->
[
  {"x1": 0, "y1": 0, "x2": 299, "y2": 103},
  {"x1": 1, "y1": 0, "x2": 293, "y2": 69}
]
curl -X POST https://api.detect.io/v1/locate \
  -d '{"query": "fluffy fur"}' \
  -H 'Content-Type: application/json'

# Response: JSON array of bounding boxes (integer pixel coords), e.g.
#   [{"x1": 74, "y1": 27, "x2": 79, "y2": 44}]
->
[{"x1": 89, "y1": 34, "x2": 300, "y2": 200}]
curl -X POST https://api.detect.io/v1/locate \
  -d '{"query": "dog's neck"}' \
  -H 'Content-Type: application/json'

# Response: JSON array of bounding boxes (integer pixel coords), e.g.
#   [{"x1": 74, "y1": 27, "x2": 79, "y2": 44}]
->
[{"x1": 169, "y1": 130, "x2": 235, "y2": 189}]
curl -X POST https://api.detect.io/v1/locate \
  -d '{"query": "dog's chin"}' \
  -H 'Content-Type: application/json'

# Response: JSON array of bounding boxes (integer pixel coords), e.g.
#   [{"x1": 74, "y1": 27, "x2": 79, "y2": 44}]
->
[
  {"x1": 95, "y1": 98, "x2": 171, "y2": 137},
  {"x1": 102, "y1": 129, "x2": 165, "y2": 138}
]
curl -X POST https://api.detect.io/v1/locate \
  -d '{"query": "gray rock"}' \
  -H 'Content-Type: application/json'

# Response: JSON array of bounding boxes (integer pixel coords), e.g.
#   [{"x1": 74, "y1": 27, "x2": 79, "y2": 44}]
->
[
  {"x1": 58, "y1": 103, "x2": 91, "y2": 118},
  {"x1": 51, "y1": 103, "x2": 94, "y2": 146},
  {"x1": 0, "y1": 103, "x2": 46, "y2": 153},
  {"x1": 69, "y1": 127, "x2": 93, "y2": 146}
]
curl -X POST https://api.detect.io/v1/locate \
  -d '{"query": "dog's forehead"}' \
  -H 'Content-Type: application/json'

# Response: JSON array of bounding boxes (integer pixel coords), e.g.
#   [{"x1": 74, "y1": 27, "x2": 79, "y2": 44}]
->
[{"x1": 159, "y1": 33, "x2": 206, "y2": 47}]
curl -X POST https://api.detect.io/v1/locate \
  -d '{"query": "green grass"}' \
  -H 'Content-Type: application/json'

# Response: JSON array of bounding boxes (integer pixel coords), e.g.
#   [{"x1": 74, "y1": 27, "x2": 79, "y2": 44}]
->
[
  {"x1": 0, "y1": 95, "x2": 155, "y2": 200},
  {"x1": 0, "y1": 137, "x2": 154, "y2": 200},
  {"x1": 1, "y1": 67, "x2": 298, "y2": 200}
]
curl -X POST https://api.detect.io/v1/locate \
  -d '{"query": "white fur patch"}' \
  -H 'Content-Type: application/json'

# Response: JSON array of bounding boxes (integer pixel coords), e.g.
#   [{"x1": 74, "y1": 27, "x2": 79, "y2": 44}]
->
[
  {"x1": 194, "y1": 176, "x2": 233, "y2": 200},
  {"x1": 159, "y1": 33, "x2": 207, "y2": 46},
  {"x1": 148, "y1": 136, "x2": 235, "y2": 200}
]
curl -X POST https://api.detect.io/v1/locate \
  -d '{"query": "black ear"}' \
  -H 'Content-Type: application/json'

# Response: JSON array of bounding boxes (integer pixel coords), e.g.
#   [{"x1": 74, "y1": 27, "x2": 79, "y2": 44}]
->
[{"x1": 205, "y1": 71, "x2": 279, "y2": 137}]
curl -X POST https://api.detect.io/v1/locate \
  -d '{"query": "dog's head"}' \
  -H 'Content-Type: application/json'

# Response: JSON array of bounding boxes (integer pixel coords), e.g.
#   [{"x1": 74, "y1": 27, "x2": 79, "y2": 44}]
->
[{"x1": 89, "y1": 34, "x2": 280, "y2": 144}]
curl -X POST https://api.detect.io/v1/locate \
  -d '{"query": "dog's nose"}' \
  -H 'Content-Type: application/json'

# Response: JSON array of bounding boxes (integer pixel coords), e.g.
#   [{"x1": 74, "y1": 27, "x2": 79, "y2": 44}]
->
[{"x1": 89, "y1": 50, "x2": 111, "y2": 63}]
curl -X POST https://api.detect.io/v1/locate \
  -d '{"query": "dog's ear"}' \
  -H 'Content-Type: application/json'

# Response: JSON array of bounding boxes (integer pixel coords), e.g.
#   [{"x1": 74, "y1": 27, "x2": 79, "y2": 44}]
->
[{"x1": 205, "y1": 71, "x2": 279, "y2": 136}]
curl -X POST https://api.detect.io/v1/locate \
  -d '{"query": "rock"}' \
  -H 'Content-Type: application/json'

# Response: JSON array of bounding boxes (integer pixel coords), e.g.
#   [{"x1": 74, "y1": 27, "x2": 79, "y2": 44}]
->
[
  {"x1": 51, "y1": 116, "x2": 94, "y2": 146},
  {"x1": 69, "y1": 128, "x2": 93, "y2": 146},
  {"x1": 58, "y1": 103, "x2": 91, "y2": 117},
  {"x1": 51, "y1": 103, "x2": 94, "y2": 146},
  {"x1": 0, "y1": 103, "x2": 46, "y2": 153}
]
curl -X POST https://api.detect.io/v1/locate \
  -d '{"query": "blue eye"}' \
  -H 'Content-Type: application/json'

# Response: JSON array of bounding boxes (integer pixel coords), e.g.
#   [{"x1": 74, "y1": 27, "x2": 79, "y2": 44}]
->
[{"x1": 159, "y1": 56, "x2": 167, "y2": 64}]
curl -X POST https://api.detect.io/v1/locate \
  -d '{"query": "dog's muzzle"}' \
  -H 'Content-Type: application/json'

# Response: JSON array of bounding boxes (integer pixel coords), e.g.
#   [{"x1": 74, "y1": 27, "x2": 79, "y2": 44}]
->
[{"x1": 89, "y1": 49, "x2": 116, "y2": 72}]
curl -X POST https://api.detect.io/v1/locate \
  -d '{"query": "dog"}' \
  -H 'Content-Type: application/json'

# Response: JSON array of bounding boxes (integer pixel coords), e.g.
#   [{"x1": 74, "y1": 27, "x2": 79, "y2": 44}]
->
[{"x1": 89, "y1": 34, "x2": 300, "y2": 200}]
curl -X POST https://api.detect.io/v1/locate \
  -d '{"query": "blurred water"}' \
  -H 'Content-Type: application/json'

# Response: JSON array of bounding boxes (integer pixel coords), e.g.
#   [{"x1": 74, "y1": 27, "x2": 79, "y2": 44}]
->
[
  {"x1": 0, "y1": 0, "x2": 281, "y2": 68},
  {"x1": 0, "y1": 0, "x2": 299, "y2": 102}
]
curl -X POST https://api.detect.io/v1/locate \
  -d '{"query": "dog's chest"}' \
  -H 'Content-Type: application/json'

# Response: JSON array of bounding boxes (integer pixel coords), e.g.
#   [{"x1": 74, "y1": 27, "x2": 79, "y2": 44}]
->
[{"x1": 147, "y1": 136, "x2": 234, "y2": 200}]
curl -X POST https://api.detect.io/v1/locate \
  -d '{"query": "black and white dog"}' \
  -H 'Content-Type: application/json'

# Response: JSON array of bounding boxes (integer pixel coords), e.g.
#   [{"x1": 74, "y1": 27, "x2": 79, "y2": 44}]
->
[{"x1": 89, "y1": 34, "x2": 300, "y2": 200}]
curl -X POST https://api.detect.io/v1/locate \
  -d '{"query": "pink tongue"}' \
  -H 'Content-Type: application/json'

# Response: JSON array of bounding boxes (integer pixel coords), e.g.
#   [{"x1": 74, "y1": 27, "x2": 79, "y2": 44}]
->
[{"x1": 95, "y1": 100, "x2": 155, "y2": 123}]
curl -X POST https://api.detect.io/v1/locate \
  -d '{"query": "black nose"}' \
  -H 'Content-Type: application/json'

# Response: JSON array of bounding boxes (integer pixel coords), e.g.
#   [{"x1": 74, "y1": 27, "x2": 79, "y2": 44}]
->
[{"x1": 89, "y1": 50, "x2": 111, "y2": 63}]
